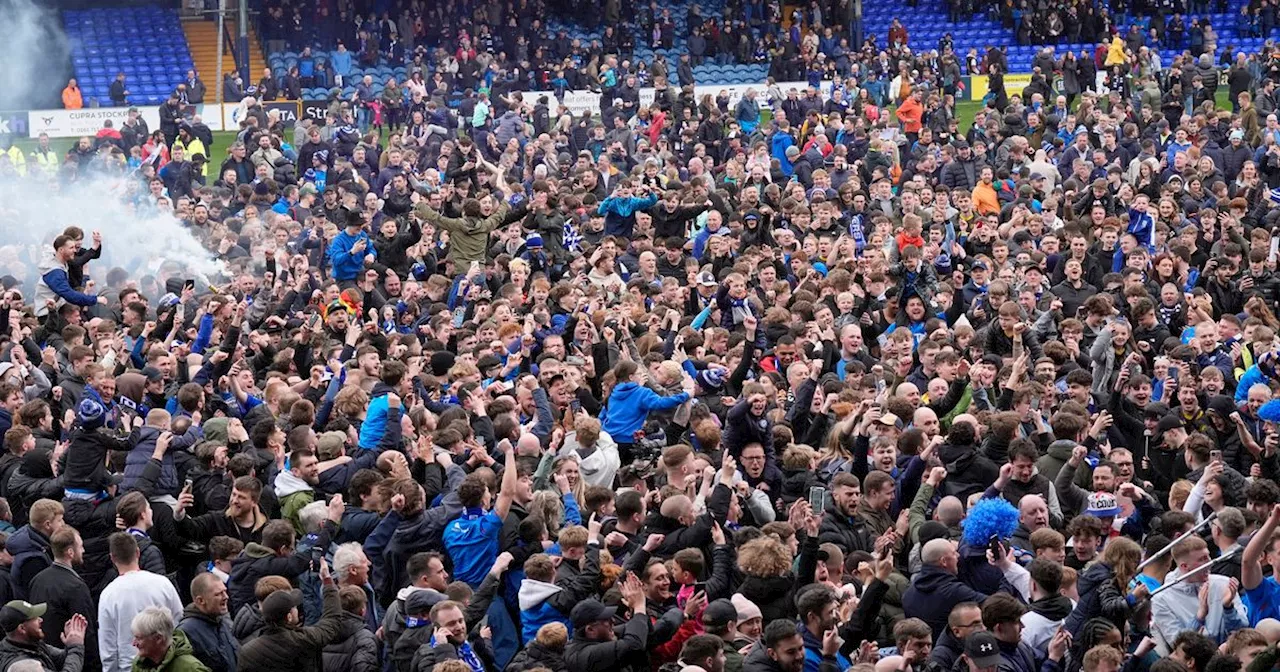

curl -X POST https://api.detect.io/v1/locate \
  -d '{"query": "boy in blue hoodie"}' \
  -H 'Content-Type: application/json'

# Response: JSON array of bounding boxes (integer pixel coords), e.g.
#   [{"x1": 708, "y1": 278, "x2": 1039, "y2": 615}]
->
[
  {"x1": 516, "y1": 516, "x2": 602, "y2": 644},
  {"x1": 600, "y1": 360, "x2": 693, "y2": 448},
  {"x1": 358, "y1": 360, "x2": 406, "y2": 451},
  {"x1": 597, "y1": 181, "x2": 659, "y2": 238}
]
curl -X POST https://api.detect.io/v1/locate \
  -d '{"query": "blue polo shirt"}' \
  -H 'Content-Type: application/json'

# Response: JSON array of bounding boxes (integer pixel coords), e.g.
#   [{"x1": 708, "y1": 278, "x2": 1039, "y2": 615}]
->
[{"x1": 444, "y1": 507, "x2": 503, "y2": 587}]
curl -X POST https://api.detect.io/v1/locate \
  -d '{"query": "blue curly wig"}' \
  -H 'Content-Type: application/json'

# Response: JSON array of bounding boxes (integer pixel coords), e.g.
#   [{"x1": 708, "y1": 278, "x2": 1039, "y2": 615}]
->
[{"x1": 961, "y1": 497, "x2": 1021, "y2": 547}]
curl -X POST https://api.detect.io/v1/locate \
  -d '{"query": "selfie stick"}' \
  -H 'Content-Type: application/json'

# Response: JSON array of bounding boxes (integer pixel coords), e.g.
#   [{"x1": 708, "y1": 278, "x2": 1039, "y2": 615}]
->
[
  {"x1": 1137, "y1": 511, "x2": 1218, "y2": 572},
  {"x1": 1149, "y1": 545, "x2": 1241, "y2": 597}
]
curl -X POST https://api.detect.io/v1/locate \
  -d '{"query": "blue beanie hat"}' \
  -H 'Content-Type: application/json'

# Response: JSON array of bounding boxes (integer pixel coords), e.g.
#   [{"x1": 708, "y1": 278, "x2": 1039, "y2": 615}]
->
[
  {"x1": 696, "y1": 368, "x2": 725, "y2": 392},
  {"x1": 78, "y1": 397, "x2": 105, "y2": 430}
]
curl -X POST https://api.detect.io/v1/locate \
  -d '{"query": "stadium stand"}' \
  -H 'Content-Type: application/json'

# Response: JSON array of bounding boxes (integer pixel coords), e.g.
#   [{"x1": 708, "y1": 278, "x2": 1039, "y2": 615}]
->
[{"x1": 65, "y1": 5, "x2": 196, "y2": 106}]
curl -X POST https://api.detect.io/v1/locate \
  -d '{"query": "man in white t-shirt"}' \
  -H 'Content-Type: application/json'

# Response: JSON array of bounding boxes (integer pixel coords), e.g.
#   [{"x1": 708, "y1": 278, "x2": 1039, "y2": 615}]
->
[{"x1": 97, "y1": 532, "x2": 184, "y2": 672}]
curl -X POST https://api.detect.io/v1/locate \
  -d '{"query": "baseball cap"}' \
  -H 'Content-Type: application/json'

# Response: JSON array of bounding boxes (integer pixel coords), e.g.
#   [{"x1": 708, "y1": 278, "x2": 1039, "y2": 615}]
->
[
  {"x1": 0, "y1": 601, "x2": 45, "y2": 632},
  {"x1": 1086, "y1": 491, "x2": 1121, "y2": 518},
  {"x1": 1231, "y1": 129, "x2": 1245, "y2": 140},
  {"x1": 1156, "y1": 414, "x2": 1185, "y2": 433},
  {"x1": 697, "y1": 272, "x2": 717, "y2": 287},
  {"x1": 570, "y1": 599, "x2": 617, "y2": 628},
  {"x1": 965, "y1": 632, "x2": 1002, "y2": 669},
  {"x1": 260, "y1": 589, "x2": 304, "y2": 624},
  {"x1": 404, "y1": 588, "x2": 446, "y2": 615},
  {"x1": 140, "y1": 366, "x2": 164, "y2": 383},
  {"x1": 702, "y1": 599, "x2": 738, "y2": 627},
  {"x1": 876, "y1": 413, "x2": 904, "y2": 430}
]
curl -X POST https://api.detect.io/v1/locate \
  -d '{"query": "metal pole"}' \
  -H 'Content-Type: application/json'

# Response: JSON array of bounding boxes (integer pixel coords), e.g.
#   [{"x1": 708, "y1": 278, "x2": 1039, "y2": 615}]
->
[
  {"x1": 237, "y1": 0, "x2": 250, "y2": 85},
  {"x1": 1137, "y1": 511, "x2": 1218, "y2": 572},
  {"x1": 1149, "y1": 546, "x2": 1242, "y2": 597},
  {"x1": 215, "y1": 0, "x2": 225, "y2": 117}
]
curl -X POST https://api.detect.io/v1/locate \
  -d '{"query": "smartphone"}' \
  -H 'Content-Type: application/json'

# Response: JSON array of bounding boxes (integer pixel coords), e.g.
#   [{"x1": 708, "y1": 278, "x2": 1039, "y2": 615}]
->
[
  {"x1": 310, "y1": 546, "x2": 324, "y2": 573},
  {"x1": 1169, "y1": 366, "x2": 1179, "y2": 382},
  {"x1": 693, "y1": 581, "x2": 707, "y2": 594},
  {"x1": 1210, "y1": 449, "x2": 1223, "y2": 463},
  {"x1": 988, "y1": 534, "x2": 1004, "y2": 560},
  {"x1": 809, "y1": 486, "x2": 827, "y2": 513},
  {"x1": 569, "y1": 399, "x2": 582, "y2": 413},
  {"x1": 183, "y1": 279, "x2": 195, "y2": 292},
  {"x1": 307, "y1": 313, "x2": 321, "y2": 330},
  {"x1": 183, "y1": 478, "x2": 193, "y2": 492},
  {"x1": 875, "y1": 378, "x2": 886, "y2": 396}
]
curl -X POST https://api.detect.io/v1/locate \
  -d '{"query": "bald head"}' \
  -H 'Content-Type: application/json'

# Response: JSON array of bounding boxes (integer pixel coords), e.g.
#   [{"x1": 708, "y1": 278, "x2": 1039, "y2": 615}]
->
[
  {"x1": 1257, "y1": 619, "x2": 1280, "y2": 644},
  {"x1": 516, "y1": 433, "x2": 541, "y2": 457},
  {"x1": 922, "y1": 538, "x2": 955, "y2": 567},
  {"x1": 660, "y1": 494, "x2": 693, "y2": 521},
  {"x1": 935, "y1": 496, "x2": 964, "y2": 526},
  {"x1": 876, "y1": 657, "x2": 905, "y2": 672}
]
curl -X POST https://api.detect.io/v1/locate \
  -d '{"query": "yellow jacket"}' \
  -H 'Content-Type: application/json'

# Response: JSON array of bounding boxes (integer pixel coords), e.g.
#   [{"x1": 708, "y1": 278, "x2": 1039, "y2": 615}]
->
[
  {"x1": 4, "y1": 146, "x2": 26, "y2": 176},
  {"x1": 174, "y1": 138, "x2": 208, "y2": 177},
  {"x1": 1105, "y1": 36, "x2": 1128, "y2": 66}
]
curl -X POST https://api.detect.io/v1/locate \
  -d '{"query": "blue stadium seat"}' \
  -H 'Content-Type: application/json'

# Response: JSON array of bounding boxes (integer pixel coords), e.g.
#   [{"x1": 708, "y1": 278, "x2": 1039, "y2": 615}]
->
[{"x1": 66, "y1": 6, "x2": 195, "y2": 103}]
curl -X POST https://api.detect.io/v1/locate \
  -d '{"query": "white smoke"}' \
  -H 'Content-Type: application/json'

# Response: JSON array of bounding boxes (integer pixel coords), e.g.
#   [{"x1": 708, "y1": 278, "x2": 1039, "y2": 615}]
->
[
  {"x1": 0, "y1": 0, "x2": 72, "y2": 111},
  {"x1": 0, "y1": 175, "x2": 224, "y2": 291}
]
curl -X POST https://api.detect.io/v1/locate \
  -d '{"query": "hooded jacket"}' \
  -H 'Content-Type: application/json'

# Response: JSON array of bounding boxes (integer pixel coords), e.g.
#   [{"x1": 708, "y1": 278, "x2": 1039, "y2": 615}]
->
[
  {"x1": 936, "y1": 442, "x2": 999, "y2": 501},
  {"x1": 1021, "y1": 594, "x2": 1074, "y2": 662},
  {"x1": 131, "y1": 630, "x2": 208, "y2": 672},
  {"x1": 505, "y1": 639, "x2": 567, "y2": 672},
  {"x1": 517, "y1": 546, "x2": 601, "y2": 644},
  {"x1": 902, "y1": 565, "x2": 989, "y2": 640},
  {"x1": 8, "y1": 449, "x2": 65, "y2": 527},
  {"x1": 1063, "y1": 562, "x2": 1131, "y2": 636},
  {"x1": 227, "y1": 527, "x2": 328, "y2": 617},
  {"x1": 274, "y1": 470, "x2": 316, "y2": 536},
  {"x1": 599, "y1": 382, "x2": 690, "y2": 444},
  {"x1": 6, "y1": 524, "x2": 52, "y2": 598},
  {"x1": 177, "y1": 604, "x2": 239, "y2": 672},
  {"x1": 36, "y1": 250, "x2": 99, "y2": 318},
  {"x1": 232, "y1": 604, "x2": 264, "y2": 644}
]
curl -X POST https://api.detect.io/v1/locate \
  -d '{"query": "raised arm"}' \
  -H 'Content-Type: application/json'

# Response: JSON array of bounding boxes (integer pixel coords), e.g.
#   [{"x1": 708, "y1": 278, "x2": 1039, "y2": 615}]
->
[{"x1": 493, "y1": 440, "x2": 517, "y2": 520}]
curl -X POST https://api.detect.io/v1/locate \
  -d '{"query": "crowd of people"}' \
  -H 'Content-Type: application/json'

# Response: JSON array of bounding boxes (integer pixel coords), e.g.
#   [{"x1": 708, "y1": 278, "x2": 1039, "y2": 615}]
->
[{"x1": 11, "y1": 2, "x2": 1280, "y2": 672}]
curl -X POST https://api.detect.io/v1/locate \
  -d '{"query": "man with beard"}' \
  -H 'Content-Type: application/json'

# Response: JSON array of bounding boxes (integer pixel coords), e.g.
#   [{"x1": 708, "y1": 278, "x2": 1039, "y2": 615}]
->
[
  {"x1": 0, "y1": 601, "x2": 87, "y2": 672},
  {"x1": 28, "y1": 528, "x2": 97, "y2": 672},
  {"x1": 275, "y1": 446, "x2": 321, "y2": 536},
  {"x1": 408, "y1": 599, "x2": 495, "y2": 672},
  {"x1": 173, "y1": 475, "x2": 270, "y2": 547},
  {"x1": 743, "y1": 620, "x2": 834, "y2": 672},
  {"x1": 795, "y1": 586, "x2": 852, "y2": 672}
]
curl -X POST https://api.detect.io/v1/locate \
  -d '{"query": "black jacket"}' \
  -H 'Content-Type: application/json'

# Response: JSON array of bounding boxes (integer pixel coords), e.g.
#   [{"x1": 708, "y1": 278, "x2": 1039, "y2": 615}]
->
[
  {"x1": 817, "y1": 501, "x2": 875, "y2": 555},
  {"x1": 505, "y1": 640, "x2": 567, "y2": 672},
  {"x1": 237, "y1": 584, "x2": 346, "y2": 672},
  {"x1": 321, "y1": 612, "x2": 379, "y2": 672},
  {"x1": 564, "y1": 611, "x2": 649, "y2": 672},
  {"x1": 177, "y1": 604, "x2": 241, "y2": 672},
  {"x1": 228, "y1": 535, "x2": 327, "y2": 616},
  {"x1": 29, "y1": 563, "x2": 97, "y2": 672}
]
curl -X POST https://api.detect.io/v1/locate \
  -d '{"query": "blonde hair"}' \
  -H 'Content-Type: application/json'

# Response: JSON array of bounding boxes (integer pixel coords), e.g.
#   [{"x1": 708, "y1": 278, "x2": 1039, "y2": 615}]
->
[{"x1": 737, "y1": 536, "x2": 793, "y2": 577}]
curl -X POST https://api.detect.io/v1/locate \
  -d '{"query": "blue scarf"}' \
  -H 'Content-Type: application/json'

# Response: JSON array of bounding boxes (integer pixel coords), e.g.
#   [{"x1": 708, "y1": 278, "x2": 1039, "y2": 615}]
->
[{"x1": 430, "y1": 635, "x2": 484, "y2": 672}]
